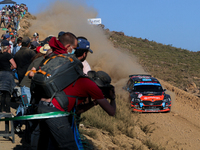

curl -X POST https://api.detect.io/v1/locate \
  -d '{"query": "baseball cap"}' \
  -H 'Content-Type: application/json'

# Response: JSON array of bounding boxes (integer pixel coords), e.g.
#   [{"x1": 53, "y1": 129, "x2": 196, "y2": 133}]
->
[
  {"x1": 58, "y1": 31, "x2": 65, "y2": 38},
  {"x1": 4, "y1": 34, "x2": 10, "y2": 39},
  {"x1": 1, "y1": 40, "x2": 11, "y2": 46},
  {"x1": 76, "y1": 38, "x2": 93, "y2": 53}
]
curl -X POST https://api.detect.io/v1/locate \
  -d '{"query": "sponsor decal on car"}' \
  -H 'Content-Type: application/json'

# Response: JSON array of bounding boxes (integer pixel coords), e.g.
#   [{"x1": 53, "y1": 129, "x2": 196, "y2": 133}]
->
[
  {"x1": 140, "y1": 95, "x2": 164, "y2": 101},
  {"x1": 134, "y1": 83, "x2": 161, "y2": 86}
]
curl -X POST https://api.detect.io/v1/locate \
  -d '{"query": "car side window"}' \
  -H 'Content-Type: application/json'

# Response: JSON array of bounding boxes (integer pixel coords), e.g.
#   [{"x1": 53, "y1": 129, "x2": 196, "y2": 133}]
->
[
  {"x1": 129, "y1": 82, "x2": 134, "y2": 90},
  {"x1": 127, "y1": 79, "x2": 134, "y2": 91}
]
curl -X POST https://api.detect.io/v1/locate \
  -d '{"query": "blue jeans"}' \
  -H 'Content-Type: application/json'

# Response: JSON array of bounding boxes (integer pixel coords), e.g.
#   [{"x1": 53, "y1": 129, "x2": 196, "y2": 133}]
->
[
  {"x1": 37, "y1": 102, "x2": 78, "y2": 150},
  {"x1": 16, "y1": 86, "x2": 31, "y2": 116},
  {"x1": 21, "y1": 86, "x2": 31, "y2": 104},
  {"x1": 15, "y1": 86, "x2": 31, "y2": 127}
]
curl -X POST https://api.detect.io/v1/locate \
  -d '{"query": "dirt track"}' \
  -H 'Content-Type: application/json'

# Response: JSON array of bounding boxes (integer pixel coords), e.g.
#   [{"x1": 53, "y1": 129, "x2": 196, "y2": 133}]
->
[{"x1": 81, "y1": 81, "x2": 200, "y2": 150}]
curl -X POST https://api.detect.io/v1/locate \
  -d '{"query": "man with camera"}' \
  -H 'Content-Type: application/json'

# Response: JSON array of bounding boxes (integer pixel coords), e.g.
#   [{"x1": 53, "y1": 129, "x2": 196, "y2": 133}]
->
[{"x1": 30, "y1": 32, "x2": 116, "y2": 150}]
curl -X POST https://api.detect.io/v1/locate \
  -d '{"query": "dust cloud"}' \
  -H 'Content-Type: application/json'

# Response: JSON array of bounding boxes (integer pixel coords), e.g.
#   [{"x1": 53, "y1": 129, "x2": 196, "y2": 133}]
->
[{"x1": 29, "y1": 0, "x2": 146, "y2": 89}]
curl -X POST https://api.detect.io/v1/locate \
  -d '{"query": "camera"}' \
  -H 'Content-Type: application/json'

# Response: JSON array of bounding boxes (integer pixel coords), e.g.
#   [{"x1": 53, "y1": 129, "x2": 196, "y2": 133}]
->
[{"x1": 100, "y1": 84, "x2": 115, "y2": 100}]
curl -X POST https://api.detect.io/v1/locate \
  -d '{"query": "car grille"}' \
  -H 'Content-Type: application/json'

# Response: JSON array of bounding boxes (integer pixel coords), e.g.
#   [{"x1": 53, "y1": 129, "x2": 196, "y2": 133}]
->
[
  {"x1": 144, "y1": 106, "x2": 162, "y2": 110},
  {"x1": 142, "y1": 100, "x2": 163, "y2": 105}
]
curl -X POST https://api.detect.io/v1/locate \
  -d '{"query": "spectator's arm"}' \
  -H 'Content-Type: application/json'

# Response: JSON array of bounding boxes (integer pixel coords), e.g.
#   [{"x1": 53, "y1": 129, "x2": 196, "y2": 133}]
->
[
  {"x1": 96, "y1": 98, "x2": 116, "y2": 116},
  {"x1": 76, "y1": 100, "x2": 98, "y2": 115},
  {"x1": 9, "y1": 58, "x2": 17, "y2": 69},
  {"x1": 29, "y1": 67, "x2": 36, "y2": 78}
]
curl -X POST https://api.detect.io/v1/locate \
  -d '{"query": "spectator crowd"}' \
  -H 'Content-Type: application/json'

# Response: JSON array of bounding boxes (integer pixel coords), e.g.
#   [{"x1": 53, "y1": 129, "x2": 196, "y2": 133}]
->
[{"x1": 0, "y1": 3, "x2": 116, "y2": 150}]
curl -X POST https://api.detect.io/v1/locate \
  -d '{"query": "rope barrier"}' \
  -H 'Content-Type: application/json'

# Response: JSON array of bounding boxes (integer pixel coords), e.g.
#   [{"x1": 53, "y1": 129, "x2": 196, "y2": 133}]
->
[{"x1": 0, "y1": 111, "x2": 70, "y2": 121}]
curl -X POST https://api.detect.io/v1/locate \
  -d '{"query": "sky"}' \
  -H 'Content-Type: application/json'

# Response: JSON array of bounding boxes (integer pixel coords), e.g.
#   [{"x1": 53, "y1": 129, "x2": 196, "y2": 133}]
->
[{"x1": 5, "y1": 0, "x2": 200, "y2": 51}]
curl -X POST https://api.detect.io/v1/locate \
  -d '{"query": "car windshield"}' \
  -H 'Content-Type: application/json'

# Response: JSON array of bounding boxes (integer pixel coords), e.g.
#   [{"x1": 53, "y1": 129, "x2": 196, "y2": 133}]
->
[{"x1": 133, "y1": 85, "x2": 163, "y2": 92}]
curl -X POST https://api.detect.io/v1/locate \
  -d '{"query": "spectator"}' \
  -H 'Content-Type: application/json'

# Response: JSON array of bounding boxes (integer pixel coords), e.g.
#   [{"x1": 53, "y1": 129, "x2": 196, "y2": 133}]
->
[
  {"x1": 12, "y1": 37, "x2": 22, "y2": 55},
  {"x1": 30, "y1": 41, "x2": 40, "y2": 53},
  {"x1": 14, "y1": 36, "x2": 36, "y2": 83},
  {"x1": 0, "y1": 34, "x2": 4, "y2": 52},
  {"x1": 0, "y1": 40, "x2": 17, "y2": 113},
  {"x1": 13, "y1": 14, "x2": 18, "y2": 29},
  {"x1": 7, "y1": 24, "x2": 12, "y2": 32},
  {"x1": 14, "y1": 44, "x2": 51, "y2": 134},
  {"x1": 3, "y1": 33, "x2": 10, "y2": 41},
  {"x1": 9, "y1": 35, "x2": 15, "y2": 54},
  {"x1": 75, "y1": 36, "x2": 93, "y2": 74},
  {"x1": 0, "y1": 13, "x2": 5, "y2": 28},
  {"x1": 40, "y1": 35, "x2": 53, "y2": 46},
  {"x1": 32, "y1": 32, "x2": 39, "y2": 44},
  {"x1": 58, "y1": 31, "x2": 65, "y2": 38},
  {"x1": 39, "y1": 44, "x2": 51, "y2": 55},
  {"x1": 1, "y1": 34, "x2": 10, "y2": 51},
  {"x1": 4, "y1": 14, "x2": 9, "y2": 27}
]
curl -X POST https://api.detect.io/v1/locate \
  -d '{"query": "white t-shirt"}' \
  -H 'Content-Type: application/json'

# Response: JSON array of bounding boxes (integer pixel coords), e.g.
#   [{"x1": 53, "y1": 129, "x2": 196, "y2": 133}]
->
[
  {"x1": 9, "y1": 41, "x2": 14, "y2": 54},
  {"x1": 82, "y1": 60, "x2": 91, "y2": 75}
]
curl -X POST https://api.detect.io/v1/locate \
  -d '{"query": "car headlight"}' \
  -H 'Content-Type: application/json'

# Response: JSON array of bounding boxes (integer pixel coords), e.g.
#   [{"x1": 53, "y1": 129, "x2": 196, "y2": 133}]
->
[
  {"x1": 163, "y1": 99, "x2": 168, "y2": 102},
  {"x1": 132, "y1": 98, "x2": 142, "y2": 102},
  {"x1": 163, "y1": 97, "x2": 171, "y2": 102}
]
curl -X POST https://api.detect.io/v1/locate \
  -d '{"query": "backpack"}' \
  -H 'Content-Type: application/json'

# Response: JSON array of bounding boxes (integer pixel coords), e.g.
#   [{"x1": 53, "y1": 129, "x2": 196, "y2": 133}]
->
[{"x1": 29, "y1": 54, "x2": 84, "y2": 111}]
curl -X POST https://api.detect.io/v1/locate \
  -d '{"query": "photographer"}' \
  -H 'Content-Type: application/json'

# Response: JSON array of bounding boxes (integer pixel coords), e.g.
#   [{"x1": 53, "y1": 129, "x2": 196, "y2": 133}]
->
[
  {"x1": 37, "y1": 70, "x2": 116, "y2": 150},
  {"x1": 75, "y1": 70, "x2": 116, "y2": 115},
  {"x1": 30, "y1": 32, "x2": 116, "y2": 150}
]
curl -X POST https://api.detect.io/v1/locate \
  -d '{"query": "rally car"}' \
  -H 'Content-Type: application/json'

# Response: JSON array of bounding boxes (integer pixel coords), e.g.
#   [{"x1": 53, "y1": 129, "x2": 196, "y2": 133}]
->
[{"x1": 125, "y1": 74, "x2": 171, "y2": 112}]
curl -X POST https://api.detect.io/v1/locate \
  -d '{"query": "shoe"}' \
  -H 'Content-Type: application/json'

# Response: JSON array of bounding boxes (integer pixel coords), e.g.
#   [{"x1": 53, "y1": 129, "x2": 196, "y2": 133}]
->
[{"x1": 15, "y1": 126, "x2": 22, "y2": 134}]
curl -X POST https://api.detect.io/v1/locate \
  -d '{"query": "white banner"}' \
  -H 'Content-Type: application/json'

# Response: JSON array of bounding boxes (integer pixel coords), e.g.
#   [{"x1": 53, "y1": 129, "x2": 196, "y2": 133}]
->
[{"x1": 88, "y1": 18, "x2": 102, "y2": 25}]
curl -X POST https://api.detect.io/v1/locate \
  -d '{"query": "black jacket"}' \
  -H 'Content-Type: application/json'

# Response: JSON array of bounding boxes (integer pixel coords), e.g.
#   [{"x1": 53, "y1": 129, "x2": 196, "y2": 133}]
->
[{"x1": 14, "y1": 47, "x2": 36, "y2": 84}]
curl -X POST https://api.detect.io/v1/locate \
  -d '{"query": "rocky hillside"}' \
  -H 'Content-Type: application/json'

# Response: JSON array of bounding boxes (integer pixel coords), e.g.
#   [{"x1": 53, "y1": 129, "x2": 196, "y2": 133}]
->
[{"x1": 105, "y1": 27, "x2": 200, "y2": 97}]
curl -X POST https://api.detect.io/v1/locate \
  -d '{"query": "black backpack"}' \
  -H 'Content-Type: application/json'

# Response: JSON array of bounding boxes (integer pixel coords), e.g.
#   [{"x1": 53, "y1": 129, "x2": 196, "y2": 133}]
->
[{"x1": 30, "y1": 54, "x2": 84, "y2": 111}]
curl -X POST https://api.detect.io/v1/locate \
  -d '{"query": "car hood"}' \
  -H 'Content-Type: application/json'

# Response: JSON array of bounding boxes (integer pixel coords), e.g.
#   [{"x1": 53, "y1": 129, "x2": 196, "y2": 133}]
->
[{"x1": 134, "y1": 92, "x2": 164, "y2": 101}]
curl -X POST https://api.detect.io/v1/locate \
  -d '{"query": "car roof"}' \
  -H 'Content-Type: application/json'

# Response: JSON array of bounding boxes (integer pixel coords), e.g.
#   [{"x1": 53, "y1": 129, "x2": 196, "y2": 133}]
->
[{"x1": 129, "y1": 75, "x2": 160, "y2": 83}]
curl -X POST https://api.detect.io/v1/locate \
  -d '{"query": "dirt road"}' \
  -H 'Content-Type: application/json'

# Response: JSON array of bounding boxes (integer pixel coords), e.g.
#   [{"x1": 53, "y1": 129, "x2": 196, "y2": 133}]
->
[{"x1": 138, "y1": 80, "x2": 200, "y2": 150}]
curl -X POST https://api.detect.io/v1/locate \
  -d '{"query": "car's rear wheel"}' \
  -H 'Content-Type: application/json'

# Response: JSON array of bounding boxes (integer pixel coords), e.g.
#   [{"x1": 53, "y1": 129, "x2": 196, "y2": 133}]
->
[{"x1": 168, "y1": 106, "x2": 171, "y2": 112}]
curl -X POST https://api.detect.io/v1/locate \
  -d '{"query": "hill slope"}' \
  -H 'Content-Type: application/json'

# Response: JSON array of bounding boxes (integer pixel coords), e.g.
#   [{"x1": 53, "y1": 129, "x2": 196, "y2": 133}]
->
[{"x1": 108, "y1": 31, "x2": 200, "y2": 97}]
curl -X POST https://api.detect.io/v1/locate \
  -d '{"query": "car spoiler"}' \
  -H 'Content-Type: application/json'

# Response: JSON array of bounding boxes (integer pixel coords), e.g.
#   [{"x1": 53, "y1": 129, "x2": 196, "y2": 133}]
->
[{"x1": 129, "y1": 74, "x2": 151, "y2": 78}]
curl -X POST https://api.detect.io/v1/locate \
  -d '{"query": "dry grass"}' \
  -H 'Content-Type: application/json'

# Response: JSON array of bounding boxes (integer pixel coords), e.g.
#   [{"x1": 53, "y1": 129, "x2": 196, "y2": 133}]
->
[
  {"x1": 139, "y1": 123, "x2": 156, "y2": 134},
  {"x1": 79, "y1": 129, "x2": 98, "y2": 139},
  {"x1": 131, "y1": 145, "x2": 144, "y2": 150},
  {"x1": 143, "y1": 140, "x2": 165, "y2": 150},
  {"x1": 81, "y1": 92, "x2": 138, "y2": 138}
]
